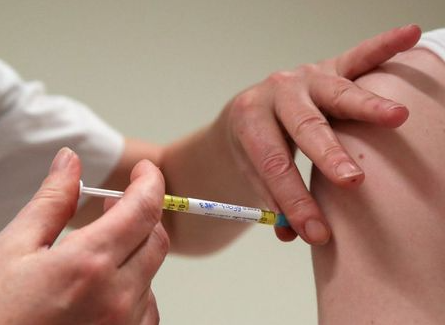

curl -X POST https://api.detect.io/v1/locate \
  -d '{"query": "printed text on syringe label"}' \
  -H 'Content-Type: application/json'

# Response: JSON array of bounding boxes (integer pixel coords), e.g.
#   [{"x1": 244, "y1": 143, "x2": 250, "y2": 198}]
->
[{"x1": 187, "y1": 198, "x2": 263, "y2": 222}]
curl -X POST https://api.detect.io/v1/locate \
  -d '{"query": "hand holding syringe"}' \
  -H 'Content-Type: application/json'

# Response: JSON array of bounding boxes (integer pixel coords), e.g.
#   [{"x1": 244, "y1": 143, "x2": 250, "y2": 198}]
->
[{"x1": 79, "y1": 181, "x2": 289, "y2": 227}]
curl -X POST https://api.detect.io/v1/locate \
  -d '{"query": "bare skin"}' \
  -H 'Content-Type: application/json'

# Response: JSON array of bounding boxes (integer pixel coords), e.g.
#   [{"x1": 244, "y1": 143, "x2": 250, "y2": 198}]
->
[
  {"x1": 72, "y1": 25, "x2": 422, "y2": 254},
  {"x1": 311, "y1": 48, "x2": 445, "y2": 324}
]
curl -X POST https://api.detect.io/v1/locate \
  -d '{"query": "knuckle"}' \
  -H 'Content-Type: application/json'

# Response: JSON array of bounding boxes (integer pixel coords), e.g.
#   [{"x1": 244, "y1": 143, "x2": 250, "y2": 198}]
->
[
  {"x1": 74, "y1": 253, "x2": 112, "y2": 282},
  {"x1": 32, "y1": 184, "x2": 76, "y2": 216},
  {"x1": 287, "y1": 196, "x2": 315, "y2": 223},
  {"x1": 294, "y1": 63, "x2": 319, "y2": 77},
  {"x1": 322, "y1": 143, "x2": 345, "y2": 164},
  {"x1": 266, "y1": 70, "x2": 296, "y2": 86},
  {"x1": 331, "y1": 79, "x2": 355, "y2": 109},
  {"x1": 260, "y1": 150, "x2": 293, "y2": 180},
  {"x1": 59, "y1": 253, "x2": 113, "y2": 308},
  {"x1": 292, "y1": 114, "x2": 329, "y2": 139},
  {"x1": 231, "y1": 89, "x2": 259, "y2": 112},
  {"x1": 229, "y1": 89, "x2": 261, "y2": 132},
  {"x1": 323, "y1": 143, "x2": 343, "y2": 159}
]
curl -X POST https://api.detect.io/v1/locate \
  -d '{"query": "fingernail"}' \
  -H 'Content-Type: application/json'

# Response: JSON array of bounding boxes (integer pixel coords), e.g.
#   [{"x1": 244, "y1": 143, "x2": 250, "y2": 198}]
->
[
  {"x1": 50, "y1": 147, "x2": 73, "y2": 173},
  {"x1": 388, "y1": 104, "x2": 405, "y2": 111},
  {"x1": 335, "y1": 161, "x2": 363, "y2": 180},
  {"x1": 304, "y1": 219, "x2": 330, "y2": 245},
  {"x1": 401, "y1": 24, "x2": 416, "y2": 31},
  {"x1": 387, "y1": 105, "x2": 409, "y2": 117}
]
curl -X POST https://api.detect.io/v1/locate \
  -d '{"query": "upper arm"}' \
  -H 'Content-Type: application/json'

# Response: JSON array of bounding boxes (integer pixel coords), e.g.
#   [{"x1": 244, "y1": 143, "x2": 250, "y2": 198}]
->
[{"x1": 310, "y1": 48, "x2": 445, "y2": 324}]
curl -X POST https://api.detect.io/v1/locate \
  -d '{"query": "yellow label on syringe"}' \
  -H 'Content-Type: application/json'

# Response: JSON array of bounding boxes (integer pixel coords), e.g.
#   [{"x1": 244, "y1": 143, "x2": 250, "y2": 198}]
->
[
  {"x1": 259, "y1": 210, "x2": 277, "y2": 225},
  {"x1": 163, "y1": 195, "x2": 189, "y2": 212}
]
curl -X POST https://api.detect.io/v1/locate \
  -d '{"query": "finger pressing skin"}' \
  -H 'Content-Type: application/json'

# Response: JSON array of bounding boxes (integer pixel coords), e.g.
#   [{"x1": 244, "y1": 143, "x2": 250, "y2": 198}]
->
[
  {"x1": 79, "y1": 160, "x2": 165, "y2": 266},
  {"x1": 274, "y1": 87, "x2": 364, "y2": 187},
  {"x1": 234, "y1": 103, "x2": 330, "y2": 244},
  {"x1": 335, "y1": 24, "x2": 421, "y2": 79},
  {"x1": 120, "y1": 222, "x2": 169, "y2": 294},
  {"x1": 310, "y1": 75, "x2": 409, "y2": 128}
]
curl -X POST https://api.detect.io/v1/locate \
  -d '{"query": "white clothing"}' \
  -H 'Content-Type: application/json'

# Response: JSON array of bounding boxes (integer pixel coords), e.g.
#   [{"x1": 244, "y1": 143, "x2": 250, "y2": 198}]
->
[
  {"x1": 416, "y1": 28, "x2": 445, "y2": 62},
  {"x1": 0, "y1": 60, "x2": 124, "y2": 229}
]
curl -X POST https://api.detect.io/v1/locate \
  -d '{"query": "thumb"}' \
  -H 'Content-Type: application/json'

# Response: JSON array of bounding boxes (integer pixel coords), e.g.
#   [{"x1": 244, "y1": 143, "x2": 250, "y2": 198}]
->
[{"x1": 4, "y1": 147, "x2": 81, "y2": 251}]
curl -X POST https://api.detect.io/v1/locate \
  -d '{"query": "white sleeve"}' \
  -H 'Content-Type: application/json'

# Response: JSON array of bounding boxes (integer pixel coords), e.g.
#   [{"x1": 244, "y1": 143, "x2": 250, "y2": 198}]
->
[
  {"x1": 416, "y1": 28, "x2": 445, "y2": 62},
  {"x1": 0, "y1": 59, "x2": 124, "y2": 228}
]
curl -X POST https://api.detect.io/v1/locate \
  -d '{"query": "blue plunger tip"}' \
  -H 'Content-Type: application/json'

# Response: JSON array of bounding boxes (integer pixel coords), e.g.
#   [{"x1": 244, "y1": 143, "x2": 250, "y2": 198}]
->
[{"x1": 275, "y1": 213, "x2": 290, "y2": 227}]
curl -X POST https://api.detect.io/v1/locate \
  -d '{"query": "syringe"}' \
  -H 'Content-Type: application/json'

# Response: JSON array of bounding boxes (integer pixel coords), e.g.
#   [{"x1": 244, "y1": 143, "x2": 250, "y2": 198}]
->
[{"x1": 79, "y1": 181, "x2": 289, "y2": 227}]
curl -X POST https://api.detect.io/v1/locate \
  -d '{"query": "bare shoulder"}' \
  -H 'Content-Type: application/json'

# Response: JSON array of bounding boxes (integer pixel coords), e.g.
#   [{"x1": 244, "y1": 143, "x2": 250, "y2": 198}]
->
[
  {"x1": 313, "y1": 47, "x2": 445, "y2": 203},
  {"x1": 310, "y1": 48, "x2": 445, "y2": 324},
  {"x1": 359, "y1": 47, "x2": 445, "y2": 106}
]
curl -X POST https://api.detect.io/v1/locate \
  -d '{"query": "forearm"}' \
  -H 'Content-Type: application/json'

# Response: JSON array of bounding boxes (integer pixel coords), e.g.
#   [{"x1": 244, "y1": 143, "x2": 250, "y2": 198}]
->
[
  {"x1": 74, "y1": 122, "x2": 260, "y2": 255},
  {"x1": 311, "y1": 48, "x2": 445, "y2": 324},
  {"x1": 160, "y1": 116, "x2": 263, "y2": 255}
]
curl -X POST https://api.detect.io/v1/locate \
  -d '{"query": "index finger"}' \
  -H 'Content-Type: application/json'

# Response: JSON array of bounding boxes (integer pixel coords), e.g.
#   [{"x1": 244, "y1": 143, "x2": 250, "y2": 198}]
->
[
  {"x1": 234, "y1": 104, "x2": 331, "y2": 245},
  {"x1": 335, "y1": 24, "x2": 421, "y2": 79},
  {"x1": 81, "y1": 160, "x2": 165, "y2": 266}
]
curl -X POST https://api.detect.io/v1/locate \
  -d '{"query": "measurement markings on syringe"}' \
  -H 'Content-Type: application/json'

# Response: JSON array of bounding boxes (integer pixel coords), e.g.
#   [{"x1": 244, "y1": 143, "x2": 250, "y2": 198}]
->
[{"x1": 164, "y1": 195, "x2": 189, "y2": 212}]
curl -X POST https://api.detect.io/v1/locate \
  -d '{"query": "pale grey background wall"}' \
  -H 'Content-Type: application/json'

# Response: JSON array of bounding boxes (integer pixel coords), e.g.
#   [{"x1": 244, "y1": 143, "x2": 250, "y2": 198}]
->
[{"x1": 0, "y1": 1, "x2": 443, "y2": 324}]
